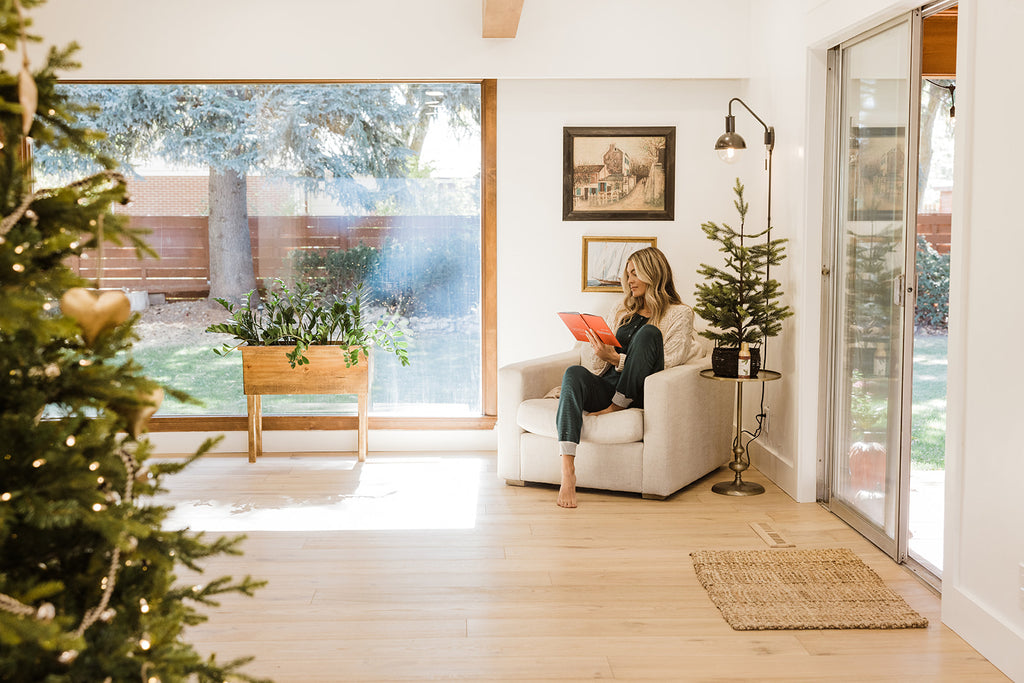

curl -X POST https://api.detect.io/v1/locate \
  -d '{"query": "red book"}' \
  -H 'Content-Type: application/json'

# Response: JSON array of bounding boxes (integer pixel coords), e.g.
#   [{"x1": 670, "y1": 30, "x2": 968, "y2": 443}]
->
[{"x1": 558, "y1": 312, "x2": 621, "y2": 347}]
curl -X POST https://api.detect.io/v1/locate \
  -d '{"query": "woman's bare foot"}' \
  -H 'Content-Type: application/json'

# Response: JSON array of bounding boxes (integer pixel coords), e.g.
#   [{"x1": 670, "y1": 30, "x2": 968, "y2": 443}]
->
[
  {"x1": 591, "y1": 403, "x2": 624, "y2": 416},
  {"x1": 557, "y1": 454, "x2": 577, "y2": 508}
]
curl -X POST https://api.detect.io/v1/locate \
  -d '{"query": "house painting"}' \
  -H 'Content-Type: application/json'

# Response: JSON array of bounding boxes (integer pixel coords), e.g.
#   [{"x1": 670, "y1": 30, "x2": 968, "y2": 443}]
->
[{"x1": 572, "y1": 144, "x2": 638, "y2": 208}]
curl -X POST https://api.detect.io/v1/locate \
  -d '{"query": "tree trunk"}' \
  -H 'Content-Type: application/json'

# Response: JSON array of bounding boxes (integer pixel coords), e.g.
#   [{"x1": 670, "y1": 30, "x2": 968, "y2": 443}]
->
[
  {"x1": 408, "y1": 111, "x2": 431, "y2": 157},
  {"x1": 207, "y1": 168, "x2": 257, "y2": 302},
  {"x1": 917, "y1": 88, "x2": 944, "y2": 200}
]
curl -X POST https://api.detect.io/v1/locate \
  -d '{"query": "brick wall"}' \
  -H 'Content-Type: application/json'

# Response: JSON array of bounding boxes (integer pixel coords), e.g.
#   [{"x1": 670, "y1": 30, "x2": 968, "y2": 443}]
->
[{"x1": 116, "y1": 175, "x2": 300, "y2": 217}]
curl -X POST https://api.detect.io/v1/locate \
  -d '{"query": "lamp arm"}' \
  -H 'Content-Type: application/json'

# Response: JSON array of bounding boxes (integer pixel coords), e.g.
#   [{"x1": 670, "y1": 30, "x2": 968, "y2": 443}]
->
[{"x1": 728, "y1": 97, "x2": 775, "y2": 151}]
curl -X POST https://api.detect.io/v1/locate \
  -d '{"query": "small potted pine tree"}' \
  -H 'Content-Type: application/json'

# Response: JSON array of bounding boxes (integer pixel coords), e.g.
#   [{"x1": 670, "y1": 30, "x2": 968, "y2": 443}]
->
[{"x1": 694, "y1": 178, "x2": 793, "y2": 377}]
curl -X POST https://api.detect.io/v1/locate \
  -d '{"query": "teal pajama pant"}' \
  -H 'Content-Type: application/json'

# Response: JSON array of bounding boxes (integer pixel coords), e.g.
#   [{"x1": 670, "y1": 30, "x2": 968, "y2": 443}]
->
[{"x1": 556, "y1": 323, "x2": 665, "y2": 455}]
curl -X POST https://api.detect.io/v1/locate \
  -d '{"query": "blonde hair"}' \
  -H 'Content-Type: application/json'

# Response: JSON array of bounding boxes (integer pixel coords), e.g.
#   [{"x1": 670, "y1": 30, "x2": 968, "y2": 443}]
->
[{"x1": 613, "y1": 246, "x2": 682, "y2": 329}]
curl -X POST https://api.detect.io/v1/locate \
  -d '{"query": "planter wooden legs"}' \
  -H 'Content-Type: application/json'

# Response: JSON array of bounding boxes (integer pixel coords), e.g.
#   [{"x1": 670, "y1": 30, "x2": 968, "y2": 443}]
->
[
  {"x1": 356, "y1": 393, "x2": 367, "y2": 462},
  {"x1": 245, "y1": 393, "x2": 368, "y2": 463},
  {"x1": 247, "y1": 394, "x2": 263, "y2": 463}
]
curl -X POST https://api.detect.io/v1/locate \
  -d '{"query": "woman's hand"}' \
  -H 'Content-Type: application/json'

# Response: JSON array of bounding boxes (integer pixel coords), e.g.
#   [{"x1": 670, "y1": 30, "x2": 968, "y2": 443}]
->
[{"x1": 585, "y1": 329, "x2": 620, "y2": 366}]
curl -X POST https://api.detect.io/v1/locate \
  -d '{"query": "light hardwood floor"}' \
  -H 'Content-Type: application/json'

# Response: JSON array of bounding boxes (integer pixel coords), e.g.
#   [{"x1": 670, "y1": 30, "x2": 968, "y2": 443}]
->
[{"x1": 156, "y1": 451, "x2": 1007, "y2": 682}]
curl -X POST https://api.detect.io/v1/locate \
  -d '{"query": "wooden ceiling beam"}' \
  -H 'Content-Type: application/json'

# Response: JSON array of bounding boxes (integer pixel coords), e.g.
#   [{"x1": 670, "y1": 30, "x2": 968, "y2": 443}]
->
[
  {"x1": 482, "y1": 0, "x2": 524, "y2": 39},
  {"x1": 922, "y1": 7, "x2": 957, "y2": 78}
]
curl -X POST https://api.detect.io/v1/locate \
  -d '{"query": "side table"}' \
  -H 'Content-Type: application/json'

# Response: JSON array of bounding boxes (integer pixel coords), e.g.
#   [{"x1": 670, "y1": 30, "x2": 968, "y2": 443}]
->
[{"x1": 699, "y1": 368, "x2": 782, "y2": 496}]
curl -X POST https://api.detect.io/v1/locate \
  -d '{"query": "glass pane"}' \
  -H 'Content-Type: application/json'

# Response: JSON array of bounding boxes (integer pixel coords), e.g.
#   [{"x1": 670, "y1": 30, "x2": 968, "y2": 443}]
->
[
  {"x1": 909, "y1": 76, "x2": 955, "y2": 573},
  {"x1": 37, "y1": 83, "x2": 482, "y2": 418},
  {"x1": 832, "y1": 21, "x2": 912, "y2": 539}
]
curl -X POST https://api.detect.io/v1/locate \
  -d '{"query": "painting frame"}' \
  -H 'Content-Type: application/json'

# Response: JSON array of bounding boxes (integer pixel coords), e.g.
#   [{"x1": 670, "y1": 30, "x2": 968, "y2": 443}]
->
[
  {"x1": 563, "y1": 126, "x2": 675, "y2": 221},
  {"x1": 848, "y1": 126, "x2": 907, "y2": 222},
  {"x1": 581, "y1": 236, "x2": 658, "y2": 293}
]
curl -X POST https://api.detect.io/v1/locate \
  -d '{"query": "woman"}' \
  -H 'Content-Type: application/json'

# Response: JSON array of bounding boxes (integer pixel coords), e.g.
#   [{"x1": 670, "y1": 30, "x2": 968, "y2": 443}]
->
[{"x1": 556, "y1": 246, "x2": 693, "y2": 508}]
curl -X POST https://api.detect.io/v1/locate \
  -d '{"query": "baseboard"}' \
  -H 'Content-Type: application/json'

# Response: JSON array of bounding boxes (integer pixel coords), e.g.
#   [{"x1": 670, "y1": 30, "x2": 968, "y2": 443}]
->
[
  {"x1": 943, "y1": 585, "x2": 1024, "y2": 681},
  {"x1": 148, "y1": 429, "x2": 499, "y2": 455},
  {"x1": 748, "y1": 439, "x2": 799, "y2": 501}
]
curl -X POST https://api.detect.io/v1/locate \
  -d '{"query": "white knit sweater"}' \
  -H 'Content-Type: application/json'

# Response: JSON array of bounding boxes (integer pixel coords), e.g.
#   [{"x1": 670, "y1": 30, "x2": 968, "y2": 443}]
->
[{"x1": 580, "y1": 303, "x2": 696, "y2": 376}]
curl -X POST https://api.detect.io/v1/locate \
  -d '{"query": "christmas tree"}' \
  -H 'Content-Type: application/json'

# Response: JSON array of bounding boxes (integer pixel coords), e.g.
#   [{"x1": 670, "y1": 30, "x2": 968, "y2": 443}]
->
[{"x1": 0, "y1": 1, "x2": 266, "y2": 680}]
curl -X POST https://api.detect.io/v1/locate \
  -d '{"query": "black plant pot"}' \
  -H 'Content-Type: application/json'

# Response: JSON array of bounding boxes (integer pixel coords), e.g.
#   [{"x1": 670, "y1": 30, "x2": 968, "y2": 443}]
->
[{"x1": 711, "y1": 346, "x2": 762, "y2": 378}]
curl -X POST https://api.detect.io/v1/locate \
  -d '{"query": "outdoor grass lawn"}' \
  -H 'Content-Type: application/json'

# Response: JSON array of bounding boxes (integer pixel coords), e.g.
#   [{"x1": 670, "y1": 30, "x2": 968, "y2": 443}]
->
[
  {"x1": 132, "y1": 344, "x2": 247, "y2": 415},
  {"x1": 131, "y1": 329, "x2": 480, "y2": 417},
  {"x1": 911, "y1": 332, "x2": 948, "y2": 470}
]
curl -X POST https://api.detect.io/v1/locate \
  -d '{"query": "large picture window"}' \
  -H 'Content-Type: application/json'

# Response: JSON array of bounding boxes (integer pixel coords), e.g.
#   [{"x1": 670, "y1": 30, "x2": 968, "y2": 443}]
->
[{"x1": 36, "y1": 82, "x2": 486, "y2": 421}]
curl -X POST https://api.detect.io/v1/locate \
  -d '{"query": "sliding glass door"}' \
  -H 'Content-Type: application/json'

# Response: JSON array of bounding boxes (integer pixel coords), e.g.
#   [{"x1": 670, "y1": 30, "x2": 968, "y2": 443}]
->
[{"x1": 824, "y1": 13, "x2": 920, "y2": 559}]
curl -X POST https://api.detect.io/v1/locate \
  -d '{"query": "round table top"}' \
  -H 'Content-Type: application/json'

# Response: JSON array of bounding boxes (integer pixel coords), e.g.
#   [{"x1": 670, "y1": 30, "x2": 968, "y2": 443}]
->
[{"x1": 699, "y1": 369, "x2": 782, "y2": 383}]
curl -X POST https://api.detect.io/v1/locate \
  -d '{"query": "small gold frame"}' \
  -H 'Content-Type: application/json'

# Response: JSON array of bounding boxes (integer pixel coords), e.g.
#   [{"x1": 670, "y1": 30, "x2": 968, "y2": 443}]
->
[{"x1": 581, "y1": 236, "x2": 657, "y2": 292}]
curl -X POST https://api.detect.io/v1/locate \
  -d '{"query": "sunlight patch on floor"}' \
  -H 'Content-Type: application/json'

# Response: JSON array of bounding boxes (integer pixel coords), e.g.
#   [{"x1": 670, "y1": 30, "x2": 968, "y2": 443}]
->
[{"x1": 159, "y1": 455, "x2": 484, "y2": 532}]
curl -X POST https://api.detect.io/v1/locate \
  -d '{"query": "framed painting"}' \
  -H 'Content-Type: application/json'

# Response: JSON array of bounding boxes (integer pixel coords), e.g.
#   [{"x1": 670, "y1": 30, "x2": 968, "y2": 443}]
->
[
  {"x1": 848, "y1": 126, "x2": 906, "y2": 221},
  {"x1": 581, "y1": 236, "x2": 657, "y2": 292},
  {"x1": 563, "y1": 126, "x2": 675, "y2": 221}
]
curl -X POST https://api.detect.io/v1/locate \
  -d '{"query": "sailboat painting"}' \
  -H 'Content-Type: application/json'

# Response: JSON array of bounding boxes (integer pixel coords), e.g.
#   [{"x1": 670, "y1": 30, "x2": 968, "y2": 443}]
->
[{"x1": 581, "y1": 236, "x2": 657, "y2": 292}]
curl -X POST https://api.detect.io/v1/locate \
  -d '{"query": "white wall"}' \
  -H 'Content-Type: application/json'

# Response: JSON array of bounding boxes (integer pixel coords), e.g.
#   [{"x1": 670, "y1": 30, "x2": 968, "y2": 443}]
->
[
  {"x1": 31, "y1": 0, "x2": 751, "y2": 80},
  {"x1": 941, "y1": 2, "x2": 1024, "y2": 679}
]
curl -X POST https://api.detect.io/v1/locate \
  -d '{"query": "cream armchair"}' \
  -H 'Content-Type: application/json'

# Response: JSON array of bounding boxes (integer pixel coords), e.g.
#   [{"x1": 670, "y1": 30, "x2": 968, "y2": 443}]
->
[{"x1": 497, "y1": 339, "x2": 733, "y2": 499}]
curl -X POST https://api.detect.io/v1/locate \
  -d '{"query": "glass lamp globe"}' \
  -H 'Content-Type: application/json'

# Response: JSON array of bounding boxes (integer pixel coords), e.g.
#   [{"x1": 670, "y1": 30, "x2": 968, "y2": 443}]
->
[{"x1": 715, "y1": 131, "x2": 746, "y2": 164}]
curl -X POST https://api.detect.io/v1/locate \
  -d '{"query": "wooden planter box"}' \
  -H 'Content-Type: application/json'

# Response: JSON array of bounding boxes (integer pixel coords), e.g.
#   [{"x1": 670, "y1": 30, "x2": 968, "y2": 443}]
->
[{"x1": 241, "y1": 345, "x2": 369, "y2": 463}]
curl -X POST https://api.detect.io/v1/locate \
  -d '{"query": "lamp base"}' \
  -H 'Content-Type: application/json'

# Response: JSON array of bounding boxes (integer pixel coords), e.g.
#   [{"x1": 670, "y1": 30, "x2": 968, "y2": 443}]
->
[{"x1": 712, "y1": 479, "x2": 765, "y2": 496}]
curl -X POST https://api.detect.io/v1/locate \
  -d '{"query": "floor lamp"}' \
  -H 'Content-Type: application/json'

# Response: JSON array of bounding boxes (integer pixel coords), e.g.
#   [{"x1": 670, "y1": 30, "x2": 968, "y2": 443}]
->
[{"x1": 709, "y1": 97, "x2": 776, "y2": 496}]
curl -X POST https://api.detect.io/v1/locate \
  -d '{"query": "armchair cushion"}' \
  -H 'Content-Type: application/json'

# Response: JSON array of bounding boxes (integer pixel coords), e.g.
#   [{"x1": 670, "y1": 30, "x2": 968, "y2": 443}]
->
[{"x1": 516, "y1": 398, "x2": 644, "y2": 443}]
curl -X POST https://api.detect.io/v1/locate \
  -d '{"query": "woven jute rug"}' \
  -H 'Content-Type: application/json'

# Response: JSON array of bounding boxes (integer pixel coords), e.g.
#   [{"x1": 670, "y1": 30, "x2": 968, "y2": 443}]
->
[{"x1": 690, "y1": 548, "x2": 928, "y2": 630}]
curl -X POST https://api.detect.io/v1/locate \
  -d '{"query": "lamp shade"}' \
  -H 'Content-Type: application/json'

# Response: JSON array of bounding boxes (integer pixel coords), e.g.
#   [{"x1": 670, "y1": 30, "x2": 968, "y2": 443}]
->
[{"x1": 715, "y1": 131, "x2": 746, "y2": 163}]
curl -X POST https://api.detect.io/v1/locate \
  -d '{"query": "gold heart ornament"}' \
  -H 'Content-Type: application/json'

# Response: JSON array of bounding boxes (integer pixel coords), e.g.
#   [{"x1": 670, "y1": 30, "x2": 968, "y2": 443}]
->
[
  {"x1": 18, "y1": 63, "x2": 37, "y2": 136},
  {"x1": 118, "y1": 387, "x2": 164, "y2": 439},
  {"x1": 61, "y1": 288, "x2": 131, "y2": 345}
]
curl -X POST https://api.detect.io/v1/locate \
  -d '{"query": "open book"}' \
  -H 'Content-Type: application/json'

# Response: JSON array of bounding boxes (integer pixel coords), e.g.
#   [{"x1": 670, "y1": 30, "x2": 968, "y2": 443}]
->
[{"x1": 557, "y1": 312, "x2": 620, "y2": 347}]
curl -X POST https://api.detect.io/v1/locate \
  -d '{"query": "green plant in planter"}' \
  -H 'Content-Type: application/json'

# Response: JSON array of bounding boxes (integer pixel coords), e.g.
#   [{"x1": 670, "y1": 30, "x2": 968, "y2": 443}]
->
[
  {"x1": 205, "y1": 279, "x2": 410, "y2": 368},
  {"x1": 694, "y1": 178, "x2": 793, "y2": 367}
]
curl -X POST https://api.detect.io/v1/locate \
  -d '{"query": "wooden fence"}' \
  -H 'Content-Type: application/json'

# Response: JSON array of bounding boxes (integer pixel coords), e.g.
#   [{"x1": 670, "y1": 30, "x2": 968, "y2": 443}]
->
[
  {"x1": 68, "y1": 215, "x2": 479, "y2": 298},
  {"x1": 917, "y1": 213, "x2": 951, "y2": 254}
]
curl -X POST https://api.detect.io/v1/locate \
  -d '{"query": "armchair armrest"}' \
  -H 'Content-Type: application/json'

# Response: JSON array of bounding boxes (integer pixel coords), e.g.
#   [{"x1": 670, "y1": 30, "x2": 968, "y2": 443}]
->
[
  {"x1": 499, "y1": 348, "x2": 581, "y2": 403},
  {"x1": 497, "y1": 348, "x2": 581, "y2": 482},
  {"x1": 640, "y1": 361, "x2": 732, "y2": 497}
]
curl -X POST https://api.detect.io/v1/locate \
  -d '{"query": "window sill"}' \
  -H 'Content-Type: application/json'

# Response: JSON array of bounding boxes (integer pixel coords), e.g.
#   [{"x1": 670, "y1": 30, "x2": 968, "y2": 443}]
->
[{"x1": 148, "y1": 415, "x2": 497, "y2": 432}]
